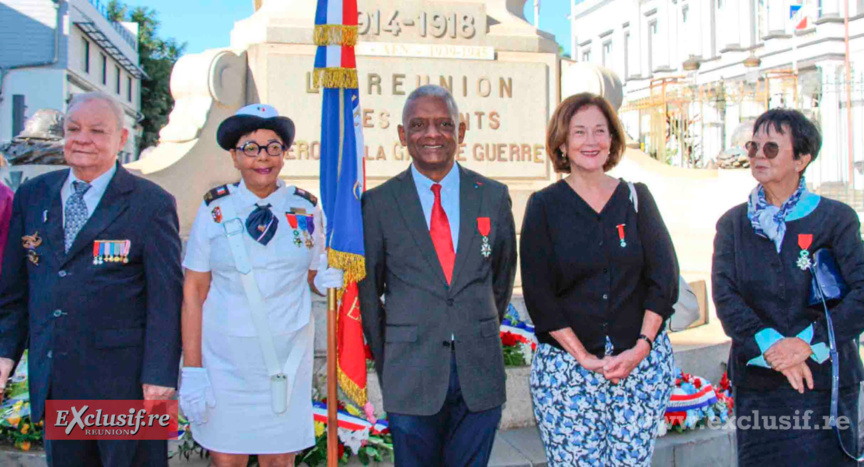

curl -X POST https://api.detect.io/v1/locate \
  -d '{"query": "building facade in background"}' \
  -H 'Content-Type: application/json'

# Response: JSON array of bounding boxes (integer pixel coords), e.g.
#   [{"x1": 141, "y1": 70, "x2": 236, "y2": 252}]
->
[
  {"x1": 572, "y1": 0, "x2": 864, "y2": 191},
  {"x1": 0, "y1": 0, "x2": 144, "y2": 161}
]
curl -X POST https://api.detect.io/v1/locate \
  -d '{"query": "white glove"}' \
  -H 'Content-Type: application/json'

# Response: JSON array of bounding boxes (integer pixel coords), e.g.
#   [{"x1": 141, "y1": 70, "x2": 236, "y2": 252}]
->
[
  {"x1": 314, "y1": 253, "x2": 344, "y2": 291},
  {"x1": 179, "y1": 367, "x2": 216, "y2": 425}
]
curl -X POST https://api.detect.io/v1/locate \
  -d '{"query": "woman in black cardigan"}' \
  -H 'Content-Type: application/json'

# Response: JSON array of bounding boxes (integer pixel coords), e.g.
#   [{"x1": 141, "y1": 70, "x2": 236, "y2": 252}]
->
[
  {"x1": 713, "y1": 108, "x2": 864, "y2": 466},
  {"x1": 521, "y1": 93, "x2": 679, "y2": 466}
]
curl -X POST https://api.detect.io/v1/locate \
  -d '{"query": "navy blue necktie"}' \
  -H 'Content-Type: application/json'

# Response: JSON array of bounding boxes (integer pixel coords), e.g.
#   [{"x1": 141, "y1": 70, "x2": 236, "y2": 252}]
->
[{"x1": 246, "y1": 203, "x2": 278, "y2": 246}]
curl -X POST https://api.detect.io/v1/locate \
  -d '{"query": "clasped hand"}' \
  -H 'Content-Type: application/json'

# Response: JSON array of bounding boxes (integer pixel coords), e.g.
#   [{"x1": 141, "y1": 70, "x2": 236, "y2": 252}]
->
[
  {"x1": 579, "y1": 341, "x2": 651, "y2": 384},
  {"x1": 765, "y1": 337, "x2": 814, "y2": 394}
]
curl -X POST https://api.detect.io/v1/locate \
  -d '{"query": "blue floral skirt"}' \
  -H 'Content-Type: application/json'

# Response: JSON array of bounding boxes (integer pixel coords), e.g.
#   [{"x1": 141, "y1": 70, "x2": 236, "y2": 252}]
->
[{"x1": 530, "y1": 334, "x2": 675, "y2": 466}]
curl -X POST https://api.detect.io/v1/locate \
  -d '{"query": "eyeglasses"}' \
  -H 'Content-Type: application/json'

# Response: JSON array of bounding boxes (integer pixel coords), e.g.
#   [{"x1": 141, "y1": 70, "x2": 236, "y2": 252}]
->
[
  {"x1": 745, "y1": 141, "x2": 780, "y2": 159},
  {"x1": 234, "y1": 141, "x2": 286, "y2": 158}
]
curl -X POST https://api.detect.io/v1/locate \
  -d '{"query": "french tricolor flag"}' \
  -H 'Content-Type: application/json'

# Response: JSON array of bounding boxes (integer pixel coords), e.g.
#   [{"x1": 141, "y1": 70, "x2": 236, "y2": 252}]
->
[{"x1": 789, "y1": 3, "x2": 809, "y2": 31}]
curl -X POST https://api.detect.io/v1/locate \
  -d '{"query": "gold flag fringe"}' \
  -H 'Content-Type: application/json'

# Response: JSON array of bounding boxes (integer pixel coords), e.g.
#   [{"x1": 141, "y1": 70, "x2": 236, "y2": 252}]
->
[
  {"x1": 312, "y1": 68, "x2": 358, "y2": 90},
  {"x1": 338, "y1": 366, "x2": 367, "y2": 407},
  {"x1": 314, "y1": 25, "x2": 358, "y2": 47},
  {"x1": 327, "y1": 249, "x2": 366, "y2": 285}
]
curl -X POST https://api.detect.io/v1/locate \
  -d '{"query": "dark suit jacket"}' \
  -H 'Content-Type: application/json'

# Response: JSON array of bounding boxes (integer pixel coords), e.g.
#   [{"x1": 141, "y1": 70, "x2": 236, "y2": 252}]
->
[
  {"x1": 358, "y1": 165, "x2": 517, "y2": 416},
  {"x1": 0, "y1": 165, "x2": 183, "y2": 422}
]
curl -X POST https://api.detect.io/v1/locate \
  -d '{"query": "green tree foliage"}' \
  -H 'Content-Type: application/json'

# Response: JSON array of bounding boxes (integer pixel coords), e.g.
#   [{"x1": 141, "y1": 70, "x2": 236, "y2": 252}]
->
[{"x1": 107, "y1": 1, "x2": 185, "y2": 153}]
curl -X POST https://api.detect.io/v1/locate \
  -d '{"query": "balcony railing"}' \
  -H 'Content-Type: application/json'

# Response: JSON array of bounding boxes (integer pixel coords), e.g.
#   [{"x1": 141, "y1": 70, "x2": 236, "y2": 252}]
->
[{"x1": 85, "y1": 0, "x2": 138, "y2": 51}]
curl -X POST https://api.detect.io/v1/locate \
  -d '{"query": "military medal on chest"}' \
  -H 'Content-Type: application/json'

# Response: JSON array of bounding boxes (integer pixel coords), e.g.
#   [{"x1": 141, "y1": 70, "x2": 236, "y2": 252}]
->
[
  {"x1": 797, "y1": 233, "x2": 813, "y2": 270},
  {"x1": 93, "y1": 240, "x2": 131, "y2": 265},
  {"x1": 22, "y1": 232, "x2": 43, "y2": 266},
  {"x1": 285, "y1": 213, "x2": 303, "y2": 247},
  {"x1": 616, "y1": 224, "x2": 627, "y2": 248},
  {"x1": 296, "y1": 215, "x2": 313, "y2": 249},
  {"x1": 477, "y1": 217, "x2": 491, "y2": 258},
  {"x1": 303, "y1": 214, "x2": 315, "y2": 249}
]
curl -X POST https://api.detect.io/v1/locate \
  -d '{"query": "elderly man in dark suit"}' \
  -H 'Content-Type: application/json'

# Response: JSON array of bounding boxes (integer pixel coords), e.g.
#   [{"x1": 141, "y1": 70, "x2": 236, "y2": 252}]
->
[
  {"x1": 0, "y1": 92, "x2": 182, "y2": 466},
  {"x1": 359, "y1": 85, "x2": 517, "y2": 466}
]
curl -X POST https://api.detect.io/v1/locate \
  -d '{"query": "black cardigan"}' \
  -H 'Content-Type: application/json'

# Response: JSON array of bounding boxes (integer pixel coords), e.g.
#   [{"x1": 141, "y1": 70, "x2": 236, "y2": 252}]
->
[
  {"x1": 520, "y1": 180, "x2": 679, "y2": 356},
  {"x1": 713, "y1": 198, "x2": 864, "y2": 389}
]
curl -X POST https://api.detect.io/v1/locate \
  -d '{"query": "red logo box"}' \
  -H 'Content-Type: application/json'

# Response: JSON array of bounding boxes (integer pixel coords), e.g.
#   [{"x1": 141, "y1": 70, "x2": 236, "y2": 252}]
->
[{"x1": 44, "y1": 400, "x2": 178, "y2": 440}]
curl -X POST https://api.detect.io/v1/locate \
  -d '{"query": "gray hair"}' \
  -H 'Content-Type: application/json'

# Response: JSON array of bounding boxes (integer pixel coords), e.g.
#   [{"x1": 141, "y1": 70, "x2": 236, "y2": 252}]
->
[
  {"x1": 67, "y1": 92, "x2": 125, "y2": 131},
  {"x1": 402, "y1": 85, "x2": 460, "y2": 126}
]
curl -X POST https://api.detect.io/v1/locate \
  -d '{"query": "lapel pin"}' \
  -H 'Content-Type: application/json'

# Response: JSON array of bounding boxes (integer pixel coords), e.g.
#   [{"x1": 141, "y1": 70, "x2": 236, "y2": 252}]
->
[{"x1": 43, "y1": 210, "x2": 48, "y2": 223}]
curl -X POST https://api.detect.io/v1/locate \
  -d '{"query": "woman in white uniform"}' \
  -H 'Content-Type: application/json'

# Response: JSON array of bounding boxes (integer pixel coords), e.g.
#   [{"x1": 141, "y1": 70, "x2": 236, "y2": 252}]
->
[{"x1": 178, "y1": 104, "x2": 343, "y2": 467}]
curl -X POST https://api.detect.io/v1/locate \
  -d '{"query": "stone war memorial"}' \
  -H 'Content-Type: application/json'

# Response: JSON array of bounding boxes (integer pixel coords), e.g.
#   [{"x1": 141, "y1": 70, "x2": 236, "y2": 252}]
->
[
  {"x1": 127, "y1": 0, "x2": 562, "y2": 237},
  {"x1": 116, "y1": 0, "x2": 751, "y2": 463}
]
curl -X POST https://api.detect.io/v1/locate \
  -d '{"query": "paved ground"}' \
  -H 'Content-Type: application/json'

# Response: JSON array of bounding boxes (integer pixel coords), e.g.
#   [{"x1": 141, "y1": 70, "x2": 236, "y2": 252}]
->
[{"x1": 0, "y1": 425, "x2": 737, "y2": 466}]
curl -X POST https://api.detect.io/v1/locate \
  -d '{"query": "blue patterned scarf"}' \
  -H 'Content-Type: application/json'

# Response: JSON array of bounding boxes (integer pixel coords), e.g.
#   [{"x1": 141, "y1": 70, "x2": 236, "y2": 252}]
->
[{"x1": 747, "y1": 177, "x2": 807, "y2": 253}]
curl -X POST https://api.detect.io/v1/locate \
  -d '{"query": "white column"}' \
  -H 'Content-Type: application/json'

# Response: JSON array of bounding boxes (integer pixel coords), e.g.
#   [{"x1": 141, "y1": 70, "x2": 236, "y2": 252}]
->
[
  {"x1": 669, "y1": 0, "x2": 679, "y2": 69},
  {"x1": 534, "y1": 0, "x2": 540, "y2": 28},
  {"x1": 723, "y1": 0, "x2": 741, "y2": 48},
  {"x1": 571, "y1": 0, "x2": 577, "y2": 60},
  {"x1": 766, "y1": 0, "x2": 787, "y2": 34},
  {"x1": 739, "y1": 0, "x2": 755, "y2": 48},
  {"x1": 633, "y1": 0, "x2": 644, "y2": 76},
  {"x1": 820, "y1": 0, "x2": 841, "y2": 18},
  {"x1": 706, "y1": 0, "x2": 718, "y2": 58},
  {"x1": 814, "y1": 62, "x2": 845, "y2": 187},
  {"x1": 655, "y1": 5, "x2": 669, "y2": 69}
]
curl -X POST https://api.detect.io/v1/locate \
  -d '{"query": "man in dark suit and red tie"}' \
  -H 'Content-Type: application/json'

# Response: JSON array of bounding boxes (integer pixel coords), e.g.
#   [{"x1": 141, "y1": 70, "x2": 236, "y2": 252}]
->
[
  {"x1": 358, "y1": 85, "x2": 517, "y2": 466},
  {"x1": 0, "y1": 92, "x2": 183, "y2": 466}
]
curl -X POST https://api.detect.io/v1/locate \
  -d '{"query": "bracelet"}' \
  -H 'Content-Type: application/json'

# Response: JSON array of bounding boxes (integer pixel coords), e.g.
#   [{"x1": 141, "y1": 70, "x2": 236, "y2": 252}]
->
[{"x1": 638, "y1": 333, "x2": 653, "y2": 348}]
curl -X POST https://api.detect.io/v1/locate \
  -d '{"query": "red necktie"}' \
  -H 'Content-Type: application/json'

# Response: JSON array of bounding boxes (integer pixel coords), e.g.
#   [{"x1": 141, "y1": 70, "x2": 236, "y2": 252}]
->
[{"x1": 430, "y1": 183, "x2": 455, "y2": 284}]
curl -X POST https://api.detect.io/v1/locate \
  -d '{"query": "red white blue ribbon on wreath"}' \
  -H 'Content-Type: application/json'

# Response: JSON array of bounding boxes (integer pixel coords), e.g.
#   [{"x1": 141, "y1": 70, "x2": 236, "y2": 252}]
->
[{"x1": 312, "y1": 402, "x2": 389, "y2": 434}]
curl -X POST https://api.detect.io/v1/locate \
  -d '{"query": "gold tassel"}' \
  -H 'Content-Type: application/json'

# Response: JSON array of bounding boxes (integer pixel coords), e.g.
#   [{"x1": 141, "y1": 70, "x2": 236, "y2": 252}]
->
[
  {"x1": 312, "y1": 68, "x2": 359, "y2": 90},
  {"x1": 327, "y1": 249, "x2": 366, "y2": 284},
  {"x1": 337, "y1": 367, "x2": 367, "y2": 407},
  {"x1": 314, "y1": 25, "x2": 359, "y2": 47}
]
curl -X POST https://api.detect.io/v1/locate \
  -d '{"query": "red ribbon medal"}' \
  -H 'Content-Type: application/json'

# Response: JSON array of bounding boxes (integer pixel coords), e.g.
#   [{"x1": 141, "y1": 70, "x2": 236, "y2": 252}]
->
[
  {"x1": 616, "y1": 224, "x2": 627, "y2": 247},
  {"x1": 477, "y1": 217, "x2": 491, "y2": 258},
  {"x1": 797, "y1": 233, "x2": 813, "y2": 270},
  {"x1": 285, "y1": 213, "x2": 302, "y2": 247}
]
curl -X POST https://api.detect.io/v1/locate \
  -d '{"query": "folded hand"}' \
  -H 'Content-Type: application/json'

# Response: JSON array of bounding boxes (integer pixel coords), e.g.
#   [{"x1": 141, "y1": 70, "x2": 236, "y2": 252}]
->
[
  {"x1": 780, "y1": 361, "x2": 814, "y2": 394},
  {"x1": 765, "y1": 337, "x2": 812, "y2": 372},
  {"x1": 602, "y1": 344, "x2": 649, "y2": 384}
]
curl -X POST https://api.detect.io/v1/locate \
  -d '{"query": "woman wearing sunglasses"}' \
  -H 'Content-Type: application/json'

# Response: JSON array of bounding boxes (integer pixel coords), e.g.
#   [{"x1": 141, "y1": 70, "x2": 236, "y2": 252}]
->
[
  {"x1": 712, "y1": 108, "x2": 864, "y2": 466},
  {"x1": 178, "y1": 104, "x2": 344, "y2": 466}
]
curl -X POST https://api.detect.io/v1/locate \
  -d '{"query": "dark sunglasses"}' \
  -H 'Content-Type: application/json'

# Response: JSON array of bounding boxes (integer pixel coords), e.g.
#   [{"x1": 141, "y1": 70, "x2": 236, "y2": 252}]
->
[
  {"x1": 234, "y1": 141, "x2": 286, "y2": 158},
  {"x1": 745, "y1": 141, "x2": 780, "y2": 159}
]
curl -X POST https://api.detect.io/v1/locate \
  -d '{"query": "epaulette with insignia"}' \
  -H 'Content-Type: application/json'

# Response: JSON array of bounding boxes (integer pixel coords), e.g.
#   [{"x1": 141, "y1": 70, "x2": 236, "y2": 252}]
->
[
  {"x1": 204, "y1": 184, "x2": 231, "y2": 206},
  {"x1": 295, "y1": 188, "x2": 318, "y2": 207}
]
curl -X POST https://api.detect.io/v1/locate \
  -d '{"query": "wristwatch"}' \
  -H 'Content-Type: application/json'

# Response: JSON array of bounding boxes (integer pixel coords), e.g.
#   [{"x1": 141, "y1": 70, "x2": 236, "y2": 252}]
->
[{"x1": 638, "y1": 333, "x2": 653, "y2": 348}]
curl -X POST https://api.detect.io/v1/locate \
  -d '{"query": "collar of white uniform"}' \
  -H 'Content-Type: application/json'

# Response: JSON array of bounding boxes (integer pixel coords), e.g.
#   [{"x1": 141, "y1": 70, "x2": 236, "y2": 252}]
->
[{"x1": 234, "y1": 178, "x2": 287, "y2": 209}]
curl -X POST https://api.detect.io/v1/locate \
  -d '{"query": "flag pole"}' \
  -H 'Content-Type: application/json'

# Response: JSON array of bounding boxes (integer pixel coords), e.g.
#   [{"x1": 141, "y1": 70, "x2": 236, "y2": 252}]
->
[{"x1": 327, "y1": 287, "x2": 339, "y2": 466}]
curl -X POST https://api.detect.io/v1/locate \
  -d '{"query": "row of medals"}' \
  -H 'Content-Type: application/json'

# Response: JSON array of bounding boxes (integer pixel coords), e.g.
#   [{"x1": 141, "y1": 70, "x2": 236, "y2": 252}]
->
[{"x1": 292, "y1": 229, "x2": 313, "y2": 249}]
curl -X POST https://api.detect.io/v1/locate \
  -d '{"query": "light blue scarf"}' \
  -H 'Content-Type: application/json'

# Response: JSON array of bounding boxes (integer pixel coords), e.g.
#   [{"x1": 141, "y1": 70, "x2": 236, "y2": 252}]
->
[{"x1": 746, "y1": 177, "x2": 820, "y2": 253}]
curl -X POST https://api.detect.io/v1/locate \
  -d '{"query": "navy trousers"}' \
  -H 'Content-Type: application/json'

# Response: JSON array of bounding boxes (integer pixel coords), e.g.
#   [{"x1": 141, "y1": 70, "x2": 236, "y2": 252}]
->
[
  {"x1": 387, "y1": 351, "x2": 502, "y2": 467},
  {"x1": 45, "y1": 439, "x2": 167, "y2": 467}
]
